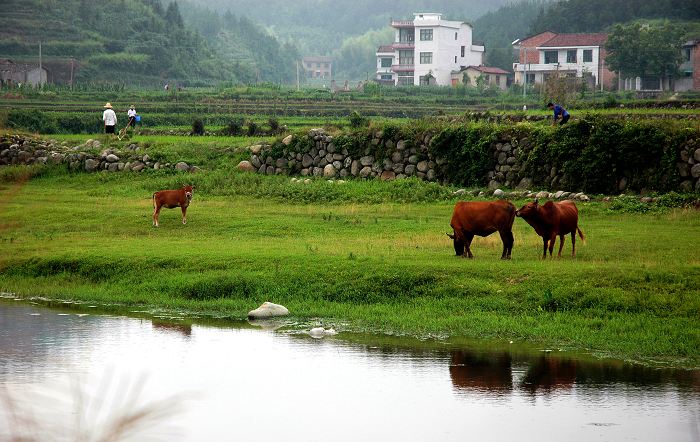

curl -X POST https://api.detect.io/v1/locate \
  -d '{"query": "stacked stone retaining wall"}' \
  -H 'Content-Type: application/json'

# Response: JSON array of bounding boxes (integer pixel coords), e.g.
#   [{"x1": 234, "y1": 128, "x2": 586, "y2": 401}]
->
[
  {"x1": 247, "y1": 128, "x2": 700, "y2": 193},
  {"x1": 0, "y1": 135, "x2": 199, "y2": 173}
]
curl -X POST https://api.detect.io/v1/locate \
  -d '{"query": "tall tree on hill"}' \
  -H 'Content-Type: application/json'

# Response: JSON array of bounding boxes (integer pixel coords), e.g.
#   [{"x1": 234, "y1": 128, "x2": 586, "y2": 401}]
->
[
  {"x1": 605, "y1": 22, "x2": 685, "y2": 82},
  {"x1": 165, "y1": 2, "x2": 184, "y2": 27}
]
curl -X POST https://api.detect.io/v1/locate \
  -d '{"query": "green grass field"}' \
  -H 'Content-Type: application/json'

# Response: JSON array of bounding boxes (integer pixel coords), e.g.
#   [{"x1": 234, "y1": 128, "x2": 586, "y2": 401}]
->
[{"x1": 0, "y1": 157, "x2": 698, "y2": 368}]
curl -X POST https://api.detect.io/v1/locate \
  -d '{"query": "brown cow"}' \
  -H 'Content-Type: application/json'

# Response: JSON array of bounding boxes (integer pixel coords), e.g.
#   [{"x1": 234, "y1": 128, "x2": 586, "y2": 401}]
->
[
  {"x1": 152, "y1": 185, "x2": 193, "y2": 227},
  {"x1": 516, "y1": 199, "x2": 584, "y2": 258},
  {"x1": 447, "y1": 200, "x2": 516, "y2": 259}
]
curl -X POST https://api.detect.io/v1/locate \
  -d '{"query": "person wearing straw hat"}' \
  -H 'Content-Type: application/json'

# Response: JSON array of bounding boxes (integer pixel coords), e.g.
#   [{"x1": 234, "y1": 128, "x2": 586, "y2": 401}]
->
[{"x1": 103, "y1": 103, "x2": 117, "y2": 134}]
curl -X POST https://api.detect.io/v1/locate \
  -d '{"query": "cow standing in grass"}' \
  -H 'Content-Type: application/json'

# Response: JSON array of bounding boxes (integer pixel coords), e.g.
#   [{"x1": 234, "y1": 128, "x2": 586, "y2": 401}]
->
[
  {"x1": 447, "y1": 200, "x2": 516, "y2": 259},
  {"x1": 516, "y1": 199, "x2": 584, "y2": 258},
  {"x1": 152, "y1": 185, "x2": 193, "y2": 227}
]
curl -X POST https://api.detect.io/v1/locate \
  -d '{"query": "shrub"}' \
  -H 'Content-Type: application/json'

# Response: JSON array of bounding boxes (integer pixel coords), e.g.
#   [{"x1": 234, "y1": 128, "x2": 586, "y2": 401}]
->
[
  {"x1": 349, "y1": 111, "x2": 369, "y2": 128},
  {"x1": 246, "y1": 121, "x2": 258, "y2": 136},
  {"x1": 268, "y1": 118, "x2": 281, "y2": 135},
  {"x1": 191, "y1": 119, "x2": 204, "y2": 135},
  {"x1": 222, "y1": 118, "x2": 244, "y2": 136}
]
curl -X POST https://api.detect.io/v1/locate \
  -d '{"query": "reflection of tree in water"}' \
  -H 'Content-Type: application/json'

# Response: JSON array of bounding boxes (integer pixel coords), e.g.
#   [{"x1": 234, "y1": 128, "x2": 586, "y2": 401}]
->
[
  {"x1": 151, "y1": 321, "x2": 192, "y2": 337},
  {"x1": 449, "y1": 351, "x2": 513, "y2": 393}
]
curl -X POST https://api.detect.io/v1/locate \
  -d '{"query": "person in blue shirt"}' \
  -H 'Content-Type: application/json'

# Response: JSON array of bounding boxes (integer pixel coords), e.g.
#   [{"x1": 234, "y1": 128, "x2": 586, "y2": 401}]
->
[{"x1": 547, "y1": 102, "x2": 570, "y2": 125}]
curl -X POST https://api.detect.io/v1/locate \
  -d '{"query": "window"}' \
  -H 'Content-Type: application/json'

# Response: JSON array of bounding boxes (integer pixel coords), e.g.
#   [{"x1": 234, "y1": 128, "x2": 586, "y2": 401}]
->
[
  {"x1": 566, "y1": 50, "x2": 577, "y2": 63},
  {"x1": 380, "y1": 74, "x2": 392, "y2": 80},
  {"x1": 420, "y1": 52, "x2": 433, "y2": 64},
  {"x1": 495, "y1": 75, "x2": 501, "y2": 86},
  {"x1": 583, "y1": 50, "x2": 593, "y2": 63},
  {"x1": 683, "y1": 47, "x2": 691, "y2": 62},
  {"x1": 454, "y1": 56, "x2": 457, "y2": 63},
  {"x1": 420, "y1": 29, "x2": 433, "y2": 41},
  {"x1": 544, "y1": 50, "x2": 558, "y2": 64},
  {"x1": 455, "y1": 32, "x2": 458, "y2": 40},
  {"x1": 399, "y1": 29, "x2": 414, "y2": 43},
  {"x1": 399, "y1": 50, "x2": 413, "y2": 66},
  {"x1": 381, "y1": 57, "x2": 392, "y2": 68},
  {"x1": 398, "y1": 75, "x2": 414, "y2": 86},
  {"x1": 526, "y1": 73, "x2": 536, "y2": 84},
  {"x1": 461, "y1": 46, "x2": 465, "y2": 57}
]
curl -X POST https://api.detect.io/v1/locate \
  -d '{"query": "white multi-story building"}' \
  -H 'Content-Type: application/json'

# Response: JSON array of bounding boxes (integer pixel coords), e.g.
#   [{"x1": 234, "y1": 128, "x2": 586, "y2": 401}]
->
[{"x1": 376, "y1": 13, "x2": 484, "y2": 86}]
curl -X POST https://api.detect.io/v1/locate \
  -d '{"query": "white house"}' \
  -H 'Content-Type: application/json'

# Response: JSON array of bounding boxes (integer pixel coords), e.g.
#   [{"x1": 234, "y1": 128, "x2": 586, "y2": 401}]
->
[
  {"x1": 376, "y1": 13, "x2": 484, "y2": 86},
  {"x1": 512, "y1": 32, "x2": 614, "y2": 90}
]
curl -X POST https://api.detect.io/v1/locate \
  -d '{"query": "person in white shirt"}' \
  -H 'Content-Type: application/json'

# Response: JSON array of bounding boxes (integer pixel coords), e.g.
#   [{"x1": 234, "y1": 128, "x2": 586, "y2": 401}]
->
[
  {"x1": 127, "y1": 105, "x2": 137, "y2": 129},
  {"x1": 103, "y1": 103, "x2": 117, "y2": 134}
]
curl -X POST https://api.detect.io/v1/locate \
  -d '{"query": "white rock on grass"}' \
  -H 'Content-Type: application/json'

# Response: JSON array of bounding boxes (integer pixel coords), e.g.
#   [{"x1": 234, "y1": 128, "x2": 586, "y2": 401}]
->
[
  {"x1": 309, "y1": 327, "x2": 337, "y2": 338},
  {"x1": 247, "y1": 302, "x2": 289, "y2": 319}
]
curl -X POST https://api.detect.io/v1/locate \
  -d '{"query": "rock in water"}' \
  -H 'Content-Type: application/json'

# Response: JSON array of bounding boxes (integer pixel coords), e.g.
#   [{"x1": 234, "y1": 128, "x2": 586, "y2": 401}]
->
[{"x1": 247, "y1": 302, "x2": 289, "y2": 319}]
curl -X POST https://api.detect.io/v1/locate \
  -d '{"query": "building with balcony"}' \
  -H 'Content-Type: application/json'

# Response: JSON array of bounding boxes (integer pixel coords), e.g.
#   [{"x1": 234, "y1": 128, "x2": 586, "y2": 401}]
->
[
  {"x1": 302, "y1": 56, "x2": 333, "y2": 80},
  {"x1": 512, "y1": 32, "x2": 614, "y2": 90},
  {"x1": 376, "y1": 13, "x2": 484, "y2": 86},
  {"x1": 674, "y1": 39, "x2": 700, "y2": 92}
]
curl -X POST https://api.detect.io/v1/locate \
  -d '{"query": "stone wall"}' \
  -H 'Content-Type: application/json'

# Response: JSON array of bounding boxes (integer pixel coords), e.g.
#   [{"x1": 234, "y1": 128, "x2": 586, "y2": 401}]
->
[
  {"x1": 0, "y1": 135, "x2": 199, "y2": 173},
  {"x1": 247, "y1": 128, "x2": 700, "y2": 193},
  {"x1": 246, "y1": 130, "x2": 440, "y2": 182}
]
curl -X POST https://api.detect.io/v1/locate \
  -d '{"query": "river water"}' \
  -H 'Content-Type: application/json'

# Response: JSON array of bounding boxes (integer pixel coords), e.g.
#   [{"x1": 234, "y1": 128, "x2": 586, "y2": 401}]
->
[{"x1": 0, "y1": 299, "x2": 698, "y2": 441}]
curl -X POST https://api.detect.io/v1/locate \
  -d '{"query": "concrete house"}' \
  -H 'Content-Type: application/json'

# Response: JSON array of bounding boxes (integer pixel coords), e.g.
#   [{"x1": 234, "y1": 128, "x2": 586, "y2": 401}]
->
[
  {"x1": 452, "y1": 66, "x2": 510, "y2": 90},
  {"x1": 376, "y1": 13, "x2": 484, "y2": 86},
  {"x1": 512, "y1": 32, "x2": 614, "y2": 90},
  {"x1": 674, "y1": 39, "x2": 700, "y2": 92},
  {"x1": 0, "y1": 59, "x2": 48, "y2": 86},
  {"x1": 302, "y1": 56, "x2": 333, "y2": 80}
]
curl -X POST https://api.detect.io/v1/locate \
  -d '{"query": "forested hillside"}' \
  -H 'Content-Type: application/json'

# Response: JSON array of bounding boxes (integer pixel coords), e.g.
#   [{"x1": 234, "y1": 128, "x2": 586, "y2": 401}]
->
[
  {"x1": 179, "y1": 4, "x2": 299, "y2": 84},
  {"x1": 530, "y1": 0, "x2": 700, "y2": 33},
  {"x1": 0, "y1": 0, "x2": 298, "y2": 85},
  {"x1": 473, "y1": 1, "x2": 549, "y2": 71},
  {"x1": 189, "y1": 0, "x2": 515, "y2": 55}
]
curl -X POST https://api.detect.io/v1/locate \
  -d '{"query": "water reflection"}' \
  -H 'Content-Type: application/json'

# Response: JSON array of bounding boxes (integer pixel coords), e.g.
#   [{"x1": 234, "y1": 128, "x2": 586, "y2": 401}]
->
[
  {"x1": 449, "y1": 351, "x2": 513, "y2": 393},
  {"x1": 151, "y1": 320, "x2": 192, "y2": 337},
  {"x1": 1, "y1": 299, "x2": 699, "y2": 442}
]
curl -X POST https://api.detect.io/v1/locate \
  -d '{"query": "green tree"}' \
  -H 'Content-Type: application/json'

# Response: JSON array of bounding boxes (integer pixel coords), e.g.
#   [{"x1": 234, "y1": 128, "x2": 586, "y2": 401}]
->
[{"x1": 605, "y1": 22, "x2": 685, "y2": 80}]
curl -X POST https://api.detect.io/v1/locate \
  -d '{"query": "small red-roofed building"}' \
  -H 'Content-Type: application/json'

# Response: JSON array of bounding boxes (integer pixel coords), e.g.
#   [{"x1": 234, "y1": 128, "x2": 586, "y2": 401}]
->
[{"x1": 452, "y1": 65, "x2": 511, "y2": 90}]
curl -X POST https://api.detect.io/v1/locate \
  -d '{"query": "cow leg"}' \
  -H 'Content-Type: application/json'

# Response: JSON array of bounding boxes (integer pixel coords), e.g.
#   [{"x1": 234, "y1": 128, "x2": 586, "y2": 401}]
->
[
  {"x1": 181, "y1": 206, "x2": 188, "y2": 224},
  {"x1": 557, "y1": 234, "x2": 565, "y2": 258},
  {"x1": 499, "y1": 231, "x2": 513, "y2": 260},
  {"x1": 465, "y1": 233, "x2": 475, "y2": 259},
  {"x1": 542, "y1": 237, "x2": 548, "y2": 259},
  {"x1": 153, "y1": 204, "x2": 161, "y2": 227},
  {"x1": 507, "y1": 231, "x2": 514, "y2": 259},
  {"x1": 548, "y1": 234, "x2": 556, "y2": 257},
  {"x1": 571, "y1": 231, "x2": 576, "y2": 257}
]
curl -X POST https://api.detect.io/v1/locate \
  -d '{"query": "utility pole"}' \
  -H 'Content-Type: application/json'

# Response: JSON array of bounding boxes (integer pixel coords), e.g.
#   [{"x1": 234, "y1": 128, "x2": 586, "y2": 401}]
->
[
  {"x1": 296, "y1": 60, "x2": 300, "y2": 91},
  {"x1": 523, "y1": 47, "x2": 527, "y2": 99},
  {"x1": 70, "y1": 57, "x2": 74, "y2": 90},
  {"x1": 39, "y1": 41, "x2": 42, "y2": 84}
]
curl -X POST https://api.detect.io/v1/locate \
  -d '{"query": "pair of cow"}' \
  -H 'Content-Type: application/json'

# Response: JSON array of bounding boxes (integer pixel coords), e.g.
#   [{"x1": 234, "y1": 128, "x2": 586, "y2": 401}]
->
[
  {"x1": 153, "y1": 185, "x2": 584, "y2": 259},
  {"x1": 448, "y1": 199, "x2": 584, "y2": 259}
]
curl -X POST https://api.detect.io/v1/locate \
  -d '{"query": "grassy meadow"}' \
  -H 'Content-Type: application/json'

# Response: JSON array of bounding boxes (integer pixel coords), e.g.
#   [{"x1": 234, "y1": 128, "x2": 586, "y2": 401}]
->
[{"x1": 0, "y1": 141, "x2": 698, "y2": 368}]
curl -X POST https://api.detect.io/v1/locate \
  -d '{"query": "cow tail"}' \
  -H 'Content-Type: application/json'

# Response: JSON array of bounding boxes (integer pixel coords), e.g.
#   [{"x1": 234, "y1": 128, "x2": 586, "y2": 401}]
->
[
  {"x1": 577, "y1": 226, "x2": 585, "y2": 243},
  {"x1": 152, "y1": 192, "x2": 156, "y2": 209}
]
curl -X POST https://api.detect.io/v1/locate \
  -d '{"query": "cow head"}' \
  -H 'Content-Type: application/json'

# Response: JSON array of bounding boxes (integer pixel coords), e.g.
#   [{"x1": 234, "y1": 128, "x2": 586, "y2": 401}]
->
[
  {"x1": 446, "y1": 231, "x2": 465, "y2": 256},
  {"x1": 516, "y1": 198, "x2": 538, "y2": 218},
  {"x1": 183, "y1": 185, "x2": 194, "y2": 201}
]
